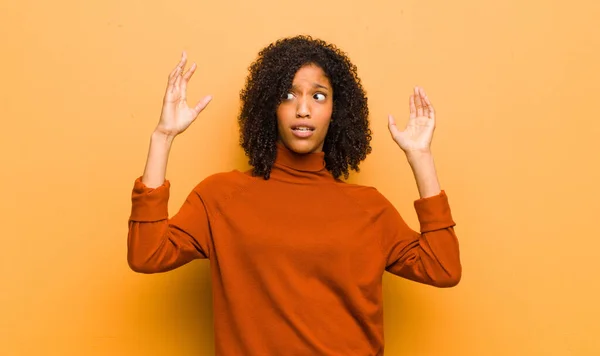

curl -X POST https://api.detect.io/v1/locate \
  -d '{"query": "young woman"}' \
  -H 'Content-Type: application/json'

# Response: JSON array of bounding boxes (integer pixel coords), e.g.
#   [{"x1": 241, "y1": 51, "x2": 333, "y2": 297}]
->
[{"x1": 128, "y1": 35, "x2": 461, "y2": 355}]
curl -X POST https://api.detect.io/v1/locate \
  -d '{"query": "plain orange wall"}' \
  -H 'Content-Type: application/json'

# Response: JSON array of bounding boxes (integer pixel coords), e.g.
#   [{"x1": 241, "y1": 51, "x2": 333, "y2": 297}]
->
[{"x1": 2, "y1": 0, "x2": 599, "y2": 355}]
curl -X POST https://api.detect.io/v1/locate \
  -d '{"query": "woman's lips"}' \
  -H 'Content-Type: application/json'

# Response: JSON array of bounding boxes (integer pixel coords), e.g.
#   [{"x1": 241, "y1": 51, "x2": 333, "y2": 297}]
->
[{"x1": 291, "y1": 127, "x2": 314, "y2": 138}]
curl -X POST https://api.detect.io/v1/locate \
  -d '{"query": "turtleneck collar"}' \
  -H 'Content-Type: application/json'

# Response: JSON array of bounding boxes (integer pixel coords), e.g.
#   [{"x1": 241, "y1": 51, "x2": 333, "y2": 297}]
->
[{"x1": 273, "y1": 142, "x2": 327, "y2": 172}]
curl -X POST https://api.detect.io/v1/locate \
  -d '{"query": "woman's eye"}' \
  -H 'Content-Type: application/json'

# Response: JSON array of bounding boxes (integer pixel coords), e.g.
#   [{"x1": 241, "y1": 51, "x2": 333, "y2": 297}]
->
[
  {"x1": 314, "y1": 93, "x2": 326, "y2": 101},
  {"x1": 282, "y1": 93, "x2": 294, "y2": 100}
]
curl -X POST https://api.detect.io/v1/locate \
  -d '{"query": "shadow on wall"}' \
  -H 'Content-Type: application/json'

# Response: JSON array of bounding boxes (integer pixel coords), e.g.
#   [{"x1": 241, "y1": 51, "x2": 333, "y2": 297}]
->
[
  {"x1": 130, "y1": 150, "x2": 246, "y2": 354},
  {"x1": 381, "y1": 274, "x2": 434, "y2": 350},
  {"x1": 136, "y1": 262, "x2": 215, "y2": 355}
]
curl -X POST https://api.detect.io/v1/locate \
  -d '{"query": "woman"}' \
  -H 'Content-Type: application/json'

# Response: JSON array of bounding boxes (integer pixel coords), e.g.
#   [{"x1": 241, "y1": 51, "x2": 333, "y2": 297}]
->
[{"x1": 128, "y1": 35, "x2": 461, "y2": 355}]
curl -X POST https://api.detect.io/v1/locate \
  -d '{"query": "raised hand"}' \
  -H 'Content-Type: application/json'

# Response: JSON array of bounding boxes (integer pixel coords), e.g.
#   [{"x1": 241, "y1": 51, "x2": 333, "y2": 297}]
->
[
  {"x1": 155, "y1": 51, "x2": 212, "y2": 137},
  {"x1": 388, "y1": 86, "x2": 435, "y2": 154}
]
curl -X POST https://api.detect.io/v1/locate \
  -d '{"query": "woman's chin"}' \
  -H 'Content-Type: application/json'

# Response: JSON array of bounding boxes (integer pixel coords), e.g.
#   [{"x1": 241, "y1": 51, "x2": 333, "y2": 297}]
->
[{"x1": 283, "y1": 139, "x2": 323, "y2": 154}]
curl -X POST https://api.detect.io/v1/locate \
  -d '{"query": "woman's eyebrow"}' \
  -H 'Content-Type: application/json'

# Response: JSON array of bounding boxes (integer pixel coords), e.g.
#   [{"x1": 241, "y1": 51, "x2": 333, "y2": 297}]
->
[
  {"x1": 291, "y1": 83, "x2": 330, "y2": 91},
  {"x1": 314, "y1": 83, "x2": 330, "y2": 90}
]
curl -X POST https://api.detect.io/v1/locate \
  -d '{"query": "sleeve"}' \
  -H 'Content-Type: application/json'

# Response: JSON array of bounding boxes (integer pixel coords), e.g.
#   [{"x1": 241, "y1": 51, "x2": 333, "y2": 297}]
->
[
  {"x1": 382, "y1": 190, "x2": 462, "y2": 288},
  {"x1": 127, "y1": 176, "x2": 212, "y2": 274}
]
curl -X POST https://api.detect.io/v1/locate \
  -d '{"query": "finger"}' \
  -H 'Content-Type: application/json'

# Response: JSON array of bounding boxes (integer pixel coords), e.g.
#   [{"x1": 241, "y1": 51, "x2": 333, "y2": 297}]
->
[
  {"x1": 168, "y1": 51, "x2": 187, "y2": 80},
  {"x1": 180, "y1": 62, "x2": 197, "y2": 100},
  {"x1": 388, "y1": 114, "x2": 401, "y2": 138},
  {"x1": 192, "y1": 95, "x2": 213, "y2": 116},
  {"x1": 420, "y1": 87, "x2": 435, "y2": 120},
  {"x1": 174, "y1": 71, "x2": 184, "y2": 98},
  {"x1": 409, "y1": 95, "x2": 417, "y2": 119},
  {"x1": 419, "y1": 87, "x2": 430, "y2": 117},
  {"x1": 178, "y1": 50, "x2": 188, "y2": 73},
  {"x1": 168, "y1": 52, "x2": 187, "y2": 93},
  {"x1": 168, "y1": 66, "x2": 183, "y2": 93},
  {"x1": 182, "y1": 62, "x2": 197, "y2": 81},
  {"x1": 414, "y1": 86, "x2": 424, "y2": 117}
]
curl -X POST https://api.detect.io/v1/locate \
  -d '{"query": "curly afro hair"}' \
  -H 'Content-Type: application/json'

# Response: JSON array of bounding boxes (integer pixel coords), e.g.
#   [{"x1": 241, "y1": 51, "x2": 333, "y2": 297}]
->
[{"x1": 238, "y1": 35, "x2": 372, "y2": 180}]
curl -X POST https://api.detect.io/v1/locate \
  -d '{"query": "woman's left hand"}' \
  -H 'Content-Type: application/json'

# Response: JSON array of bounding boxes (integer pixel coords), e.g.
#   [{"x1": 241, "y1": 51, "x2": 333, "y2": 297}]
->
[{"x1": 388, "y1": 86, "x2": 436, "y2": 155}]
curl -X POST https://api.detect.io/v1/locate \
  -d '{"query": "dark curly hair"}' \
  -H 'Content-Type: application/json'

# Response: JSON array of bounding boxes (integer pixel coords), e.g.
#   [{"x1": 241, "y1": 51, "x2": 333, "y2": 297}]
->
[{"x1": 238, "y1": 35, "x2": 372, "y2": 180}]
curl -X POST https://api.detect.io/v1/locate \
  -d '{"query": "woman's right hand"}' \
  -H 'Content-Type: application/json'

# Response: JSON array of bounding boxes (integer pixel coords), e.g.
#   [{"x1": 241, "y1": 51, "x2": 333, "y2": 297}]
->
[{"x1": 155, "y1": 51, "x2": 212, "y2": 137}]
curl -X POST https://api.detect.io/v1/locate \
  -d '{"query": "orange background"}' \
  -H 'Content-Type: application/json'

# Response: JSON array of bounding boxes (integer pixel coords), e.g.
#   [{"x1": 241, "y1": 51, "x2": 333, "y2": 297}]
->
[{"x1": 2, "y1": 0, "x2": 599, "y2": 355}]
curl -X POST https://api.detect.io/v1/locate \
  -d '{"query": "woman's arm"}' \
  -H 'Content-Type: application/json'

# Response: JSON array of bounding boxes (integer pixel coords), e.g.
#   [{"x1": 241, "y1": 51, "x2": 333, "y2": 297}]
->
[
  {"x1": 406, "y1": 151, "x2": 441, "y2": 199},
  {"x1": 388, "y1": 86, "x2": 444, "y2": 198},
  {"x1": 141, "y1": 50, "x2": 212, "y2": 188},
  {"x1": 142, "y1": 131, "x2": 174, "y2": 188},
  {"x1": 127, "y1": 51, "x2": 213, "y2": 272},
  {"x1": 384, "y1": 86, "x2": 461, "y2": 287}
]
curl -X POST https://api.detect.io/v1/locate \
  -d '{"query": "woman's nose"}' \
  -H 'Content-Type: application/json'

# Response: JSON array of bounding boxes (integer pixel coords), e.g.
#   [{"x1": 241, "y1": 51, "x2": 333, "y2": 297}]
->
[{"x1": 296, "y1": 97, "x2": 310, "y2": 118}]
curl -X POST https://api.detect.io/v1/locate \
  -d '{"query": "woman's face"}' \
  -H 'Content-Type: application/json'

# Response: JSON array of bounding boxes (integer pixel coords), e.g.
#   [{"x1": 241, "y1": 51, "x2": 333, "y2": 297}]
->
[{"x1": 276, "y1": 64, "x2": 333, "y2": 154}]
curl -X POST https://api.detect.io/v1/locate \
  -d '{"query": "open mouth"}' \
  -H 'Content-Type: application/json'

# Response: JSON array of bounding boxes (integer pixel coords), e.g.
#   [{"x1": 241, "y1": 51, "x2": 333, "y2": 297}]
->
[
  {"x1": 291, "y1": 125, "x2": 315, "y2": 132},
  {"x1": 291, "y1": 125, "x2": 315, "y2": 138}
]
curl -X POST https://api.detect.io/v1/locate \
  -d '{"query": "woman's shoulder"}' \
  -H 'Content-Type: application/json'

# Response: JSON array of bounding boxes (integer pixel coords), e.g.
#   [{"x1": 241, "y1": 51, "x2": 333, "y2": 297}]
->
[
  {"x1": 193, "y1": 169, "x2": 257, "y2": 198},
  {"x1": 333, "y1": 180, "x2": 394, "y2": 210}
]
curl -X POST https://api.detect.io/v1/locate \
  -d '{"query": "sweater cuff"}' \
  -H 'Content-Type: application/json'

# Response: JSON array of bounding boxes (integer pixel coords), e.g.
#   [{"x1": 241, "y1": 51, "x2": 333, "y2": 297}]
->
[
  {"x1": 129, "y1": 176, "x2": 171, "y2": 222},
  {"x1": 414, "y1": 190, "x2": 456, "y2": 233}
]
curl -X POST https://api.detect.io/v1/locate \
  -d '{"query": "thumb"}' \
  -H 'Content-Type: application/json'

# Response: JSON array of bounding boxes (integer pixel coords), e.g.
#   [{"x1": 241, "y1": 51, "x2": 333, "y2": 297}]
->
[
  {"x1": 193, "y1": 95, "x2": 213, "y2": 116},
  {"x1": 388, "y1": 114, "x2": 400, "y2": 136}
]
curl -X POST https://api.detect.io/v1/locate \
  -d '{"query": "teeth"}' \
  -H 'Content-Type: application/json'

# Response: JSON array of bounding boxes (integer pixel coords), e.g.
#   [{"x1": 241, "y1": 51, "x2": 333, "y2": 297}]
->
[{"x1": 294, "y1": 127, "x2": 311, "y2": 131}]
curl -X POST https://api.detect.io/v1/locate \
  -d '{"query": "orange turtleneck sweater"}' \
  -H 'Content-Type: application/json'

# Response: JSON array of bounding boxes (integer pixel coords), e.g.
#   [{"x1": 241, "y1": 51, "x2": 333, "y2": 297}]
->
[{"x1": 128, "y1": 143, "x2": 461, "y2": 356}]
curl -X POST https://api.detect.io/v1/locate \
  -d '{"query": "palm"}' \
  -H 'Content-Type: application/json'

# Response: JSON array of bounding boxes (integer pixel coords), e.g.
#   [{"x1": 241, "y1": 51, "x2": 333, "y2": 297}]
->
[
  {"x1": 156, "y1": 51, "x2": 212, "y2": 136},
  {"x1": 160, "y1": 97, "x2": 201, "y2": 134},
  {"x1": 388, "y1": 86, "x2": 436, "y2": 153}
]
